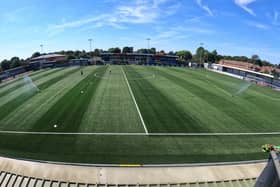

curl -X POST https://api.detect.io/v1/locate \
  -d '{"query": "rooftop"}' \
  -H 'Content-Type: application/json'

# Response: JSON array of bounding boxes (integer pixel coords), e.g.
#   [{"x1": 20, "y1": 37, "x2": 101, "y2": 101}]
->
[{"x1": 30, "y1": 54, "x2": 66, "y2": 61}]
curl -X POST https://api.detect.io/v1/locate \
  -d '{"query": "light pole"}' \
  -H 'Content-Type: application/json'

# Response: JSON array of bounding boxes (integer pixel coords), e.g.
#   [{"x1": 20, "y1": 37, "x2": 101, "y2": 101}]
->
[
  {"x1": 199, "y1": 42, "x2": 204, "y2": 64},
  {"x1": 40, "y1": 44, "x2": 44, "y2": 54},
  {"x1": 147, "y1": 38, "x2": 151, "y2": 52},
  {"x1": 146, "y1": 38, "x2": 151, "y2": 64},
  {"x1": 88, "y1": 39, "x2": 93, "y2": 53}
]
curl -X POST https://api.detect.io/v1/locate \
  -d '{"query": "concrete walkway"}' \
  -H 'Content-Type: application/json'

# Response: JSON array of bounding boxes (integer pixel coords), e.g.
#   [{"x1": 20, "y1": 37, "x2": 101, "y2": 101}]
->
[{"x1": 0, "y1": 156, "x2": 266, "y2": 184}]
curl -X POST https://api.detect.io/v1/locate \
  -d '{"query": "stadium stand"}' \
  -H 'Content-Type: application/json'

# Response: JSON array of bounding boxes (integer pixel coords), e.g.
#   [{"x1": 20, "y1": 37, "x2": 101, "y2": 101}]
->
[
  {"x1": 208, "y1": 62, "x2": 280, "y2": 90},
  {"x1": 0, "y1": 170, "x2": 257, "y2": 187},
  {"x1": 100, "y1": 53, "x2": 178, "y2": 65},
  {"x1": 0, "y1": 155, "x2": 264, "y2": 187},
  {"x1": 0, "y1": 66, "x2": 27, "y2": 82}
]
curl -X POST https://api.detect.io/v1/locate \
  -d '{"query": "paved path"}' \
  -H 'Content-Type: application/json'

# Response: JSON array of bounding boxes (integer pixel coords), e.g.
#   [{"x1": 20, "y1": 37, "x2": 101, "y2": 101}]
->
[{"x1": 0, "y1": 156, "x2": 266, "y2": 184}]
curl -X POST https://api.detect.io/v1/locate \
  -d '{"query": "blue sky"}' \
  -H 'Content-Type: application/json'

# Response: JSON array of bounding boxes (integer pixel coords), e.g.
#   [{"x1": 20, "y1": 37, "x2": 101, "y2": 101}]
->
[{"x1": 0, "y1": 0, "x2": 279, "y2": 63}]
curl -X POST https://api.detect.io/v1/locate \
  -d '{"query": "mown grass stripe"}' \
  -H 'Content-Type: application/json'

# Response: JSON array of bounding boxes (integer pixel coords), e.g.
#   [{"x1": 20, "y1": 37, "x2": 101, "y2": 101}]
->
[
  {"x1": 0, "y1": 68, "x2": 59, "y2": 91},
  {"x1": 0, "y1": 70, "x2": 44, "y2": 89},
  {"x1": 37, "y1": 68, "x2": 80, "y2": 90},
  {"x1": 32, "y1": 66, "x2": 107, "y2": 132},
  {"x1": 0, "y1": 68, "x2": 64, "y2": 98},
  {"x1": 0, "y1": 77, "x2": 23, "y2": 89},
  {"x1": 0, "y1": 67, "x2": 81, "y2": 121},
  {"x1": 122, "y1": 67, "x2": 148, "y2": 134},
  {"x1": 79, "y1": 66, "x2": 145, "y2": 133},
  {"x1": 0, "y1": 67, "x2": 96, "y2": 130},
  {"x1": 124, "y1": 66, "x2": 201, "y2": 133},
  {"x1": 158, "y1": 67, "x2": 271, "y2": 131}
]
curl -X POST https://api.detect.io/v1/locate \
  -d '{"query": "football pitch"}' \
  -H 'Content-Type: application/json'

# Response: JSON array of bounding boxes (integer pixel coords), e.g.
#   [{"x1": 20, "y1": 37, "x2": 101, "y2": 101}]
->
[{"x1": 0, "y1": 65, "x2": 280, "y2": 164}]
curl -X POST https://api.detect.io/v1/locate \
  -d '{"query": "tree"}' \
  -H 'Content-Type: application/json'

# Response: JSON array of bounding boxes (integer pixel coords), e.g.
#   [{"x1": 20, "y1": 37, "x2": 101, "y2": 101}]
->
[
  {"x1": 108, "y1": 47, "x2": 121, "y2": 53},
  {"x1": 195, "y1": 47, "x2": 205, "y2": 63},
  {"x1": 94, "y1": 48, "x2": 101, "y2": 56},
  {"x1": 176, "y1": 50, "x2": 192, "y2": 62},
  {"x1": 79, "y1": 50, "x2": 90, "y2": 58},
  {"x1": 67, "y1": 54, "x2": 76, "y2": 60},
  {"x1": 159, "y1": 50, "x2": 165, "y2": 54},
  {"x1": 168, "y1": 51, "x2": 175, "y2": 55},
  {"x1": 203, "y1": 50, "x2": 210, "y2": 63},
  {"x1": 211, "y1": 50, "x2": 218, "y2": 63},
  {"x1": 137, "y1": 48, "x2": 148, "y2": 54},
  {"x1": 207, "y1": 51, "x2": 215, "y2": 63},
  {"x1": 251, "y1": 54, "x2": 262, "y2": 66},
  {"x1": 150, "y1": 48, "x2": 156, "y2": 54},
  {"x1": 122, "y1": 47, "x2": 133, "y2": 53},
  {"x1": 10, "y1": 57, "x2": 21, "y2": 68},
  {"x1": 31, "y1": 52, "x2": 41, "y2": 58},
  {"x1": 251, "y1": 54, "x2": 260, "y2": 61},
  {"x1": 1, "y1": 60, "x2": 10, "y2": 70}
]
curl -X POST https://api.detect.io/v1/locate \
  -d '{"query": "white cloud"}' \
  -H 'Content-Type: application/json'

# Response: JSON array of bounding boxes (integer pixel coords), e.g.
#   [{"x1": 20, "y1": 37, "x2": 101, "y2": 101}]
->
[
  {"x1": 246, "y1": 21, "x2": 269, "y2": 30},
  {"x1": 48, "y1": 0, "x2": 180, "y2": 35},
  {"x1": 49, "y1": 15, "x2": 108, "y2": 30},
  {"x1": 1, "y1": 7, "x2": 32, "y2": 23},
  {"x1": 116, "y1": 4, "x2": 158, "y2": 24},
  {"x1": 273, "y1": 11, "x2": 279, "y2": 25},
  {"x1": 266, "y1": 11, "x2": 280, "y2": 26},
  {"x1": 157, "y1": 30, "x2": 181, "y2": 39},
  {"x1": 234, "y1": 0, "x2": 256, "y2": 16},
  {"x1": 196, "y1": 0, "x2": 214, "y2": 16},
  {"x1": 156, "y1": 25, "x2": 213, "y2": 41}
]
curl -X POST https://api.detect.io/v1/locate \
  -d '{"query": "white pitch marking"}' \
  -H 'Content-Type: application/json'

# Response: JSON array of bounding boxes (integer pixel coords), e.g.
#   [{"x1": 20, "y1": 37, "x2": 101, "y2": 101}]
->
[
  {"x1": 94, "y1": 73, "x2": 155, "y2": 80},
  {"x1": 0, "y1": 131, "x2": 279, "y2": 136},
  {"x1": 121, "y1": 67, "x2": 149, "y2": 135}
]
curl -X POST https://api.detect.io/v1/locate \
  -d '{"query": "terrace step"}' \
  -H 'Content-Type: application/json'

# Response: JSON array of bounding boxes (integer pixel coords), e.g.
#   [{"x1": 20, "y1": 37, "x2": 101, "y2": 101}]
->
[{"x1": 0, "y1": 170, "x2": 256, "y2": 187}]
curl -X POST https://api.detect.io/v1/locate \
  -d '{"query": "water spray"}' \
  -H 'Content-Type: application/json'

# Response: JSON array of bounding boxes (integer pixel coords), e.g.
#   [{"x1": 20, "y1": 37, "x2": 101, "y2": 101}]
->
[
  {"x1": 23, "y1": 75, "x2": 40, "y2": 92},
  {"x1": 233, "y1": 81, "x2": 252, "y2": 97}
]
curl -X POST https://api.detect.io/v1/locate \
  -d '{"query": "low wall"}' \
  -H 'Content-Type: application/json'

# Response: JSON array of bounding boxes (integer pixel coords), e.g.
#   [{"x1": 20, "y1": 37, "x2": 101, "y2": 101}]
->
[{"x1": 0, "y1": 156, "x2": 266, "y2": 184}]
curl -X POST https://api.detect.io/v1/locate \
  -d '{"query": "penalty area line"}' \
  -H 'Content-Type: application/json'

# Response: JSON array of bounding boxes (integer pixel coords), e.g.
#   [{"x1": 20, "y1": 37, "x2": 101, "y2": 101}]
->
[{"x1": 121, "y1": 67, "x2": 149, "y2": 135}]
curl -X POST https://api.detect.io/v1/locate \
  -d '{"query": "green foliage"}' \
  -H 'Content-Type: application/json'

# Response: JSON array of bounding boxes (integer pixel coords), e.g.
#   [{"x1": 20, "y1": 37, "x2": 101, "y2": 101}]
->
[
  {"x1": 122, "y1": 46, "x2": 133, "y2": 53},
  {"x1": 136, "y1": 48, "x2": 149, "y2": 54},
  {"x1": 0, "y1": 57, "x2": 25, "y2": 71},
  {"x1": 31, "y1": 52, "x2": 41, "y2": 58},
  {"x1": 108, "y1": 47, "x2": 121, "y2": 53},
  {"x1": 150, "y1": 47, "x2": 156, "y2": 54},
  {"x1": 1, "y1": 59, "x2": 10, "y2": 70},
  {"x1": 175, "y1": 50, "x2": 192, "y2": 62},
  {"x1": 136, "y1": 48, "x2": 156, "y2": 54}
]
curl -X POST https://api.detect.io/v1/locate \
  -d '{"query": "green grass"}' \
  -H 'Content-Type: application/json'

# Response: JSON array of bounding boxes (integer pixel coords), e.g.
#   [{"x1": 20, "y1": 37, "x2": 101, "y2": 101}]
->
[
  {"x1": 79, "y1": 66, "x2": 144, "y2": 133},
  {"x1": 0, "y1": 68, "x2": 62, "y2": 98},
  {"x1": 0, "y1": 67, "x2": 80, "y2": 122},
  {"x1": 0, "y1": 65, "x2": 279, "y2": 164}
]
